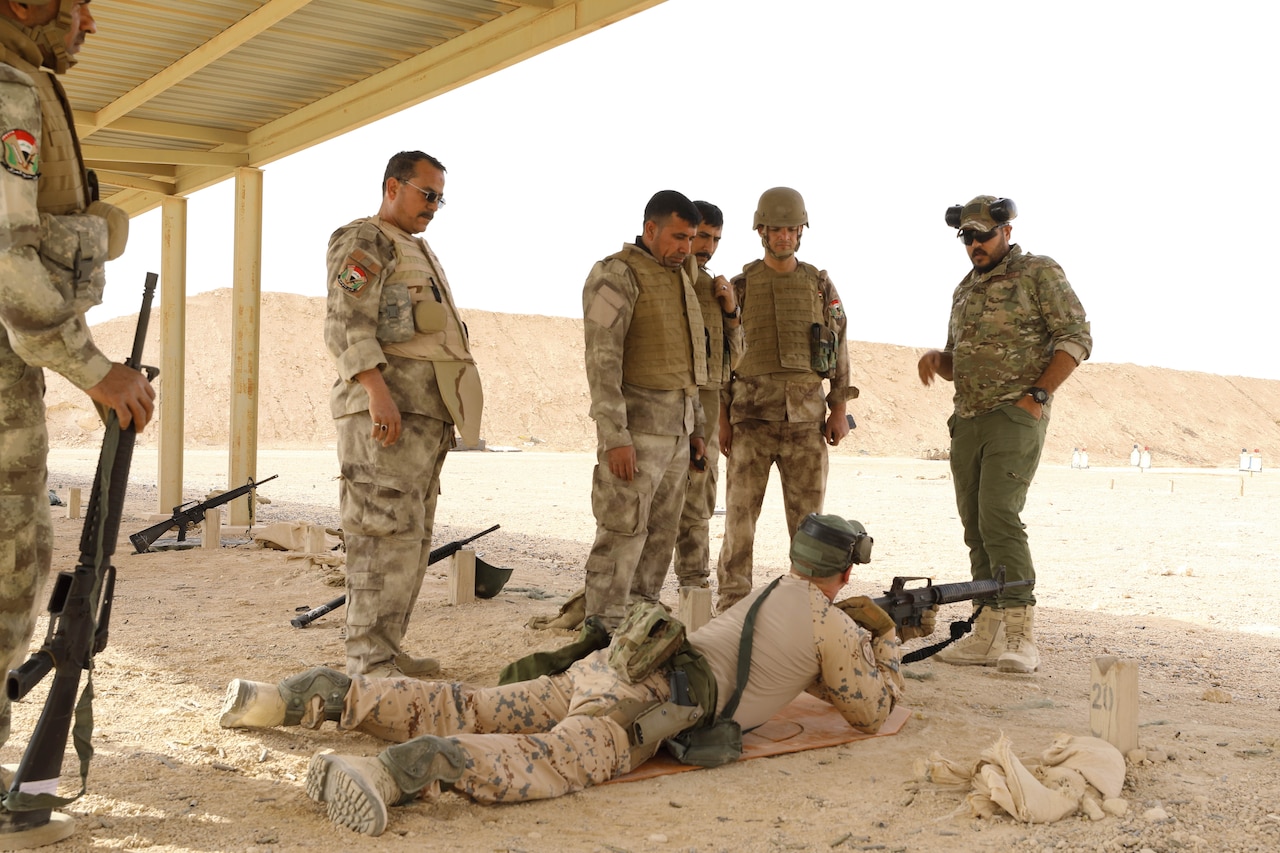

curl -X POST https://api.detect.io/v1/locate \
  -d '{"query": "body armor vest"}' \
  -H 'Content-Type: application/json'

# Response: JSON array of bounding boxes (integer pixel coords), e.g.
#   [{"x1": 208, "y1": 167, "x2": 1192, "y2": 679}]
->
[
  {"x1": 693, "y1": 267, "x2": 727, "y2": 389},
  {"x1": 736, "y1": 261, "x2": 825, "y2": 377},
  {"x1": 375, "y1": 222, "x2": 474, "y2": 364},
  {"x1": 613, "y1": 248, "x2": 706, "y2": 390}
]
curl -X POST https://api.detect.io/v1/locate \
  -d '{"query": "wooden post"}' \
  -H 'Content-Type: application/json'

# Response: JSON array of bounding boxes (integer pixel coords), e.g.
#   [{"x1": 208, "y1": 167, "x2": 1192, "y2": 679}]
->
[
  {"x1": 1089, "y1": 656, "x2": 1139, "y2": 754},
  {"x1": 678, "y1": 587, "x2": 714, "y2": 634},
  {"x1": 202, "y1": 507, "x2": 221, "y2": 550},
  {"x1": 449, "y1": 549, "x2": 476, "y2": 605},
  {"x1": 65, "y1": 487, "x2": 81, "y2": 519},
  {"x1": 305, "y1": 523, "x2": 326, "y2": 553}
]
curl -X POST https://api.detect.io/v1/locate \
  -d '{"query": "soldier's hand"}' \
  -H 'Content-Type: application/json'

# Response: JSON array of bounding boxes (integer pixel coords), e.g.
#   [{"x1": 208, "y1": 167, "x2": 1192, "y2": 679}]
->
[
  {"x1": 713, "y1": 275, "x2": 737, "y2": 313},
  {"x1": 607, "y1": 445, "x2": 637, "y2": 481},
  {"x1": 86, "y1": 363, "x2": 156, "y2": 430},
  {"x1": 896, "y1": 605, "x2": 937, "y2": 642},
  {"x1": 823, "y1": 406, "x2": 851, "y2": 447},
  {"x1": 836, "y1": 596, "x2": 896, "y2": 639},
  {"x1": 689, "y1": 436, "x2": 707, "y2": 473},
  {"x1": 718, "y1": 408, "x2": 732, "y2": 457},
  {"x1": 918, "y1": 350, "x2": 953, "y2": 385}
]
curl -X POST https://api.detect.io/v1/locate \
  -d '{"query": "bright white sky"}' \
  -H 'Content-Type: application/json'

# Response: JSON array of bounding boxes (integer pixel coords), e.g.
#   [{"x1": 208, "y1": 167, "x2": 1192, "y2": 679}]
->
[{"x1": 96, "y1": 0, "x2": 1280, "y2": 380}]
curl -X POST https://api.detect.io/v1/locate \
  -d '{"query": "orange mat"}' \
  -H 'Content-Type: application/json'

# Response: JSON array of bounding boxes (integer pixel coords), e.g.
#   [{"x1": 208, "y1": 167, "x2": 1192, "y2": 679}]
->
[{"x1": 608, "y1": 695, "x2": 911, "y2": 784}]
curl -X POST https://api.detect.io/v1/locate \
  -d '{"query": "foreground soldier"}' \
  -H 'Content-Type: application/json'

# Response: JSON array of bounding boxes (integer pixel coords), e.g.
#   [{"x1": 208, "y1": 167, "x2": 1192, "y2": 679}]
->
[
  {"x1": 918, "y1": 196, "x2": 1091, "y2": 673},
  {"x1": 220, "y1": 515, "x2": 903, "y2": 836},
  {"x1": 325, "y1": 150, "x2": 483, "y2": 678},
  {"x1": 716, "y1": 188, "x2": 855, "y2": 612},
  {"x1": 1, "y1": 0, "x2": 155, "y2": 749}
]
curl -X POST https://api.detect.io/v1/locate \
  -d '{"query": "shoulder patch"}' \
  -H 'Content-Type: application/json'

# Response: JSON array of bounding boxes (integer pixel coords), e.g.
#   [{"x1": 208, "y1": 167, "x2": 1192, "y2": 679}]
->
[
  {"x1": 335, "y1": 247, "x2": 383, "y2": 296},
  {"x1": 2, "y1": 129, "x2": 39, "y2": 179}
]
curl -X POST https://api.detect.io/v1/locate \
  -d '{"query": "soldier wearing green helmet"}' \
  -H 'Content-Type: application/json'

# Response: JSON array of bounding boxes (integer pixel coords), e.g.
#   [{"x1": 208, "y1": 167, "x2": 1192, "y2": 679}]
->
[
  {"x1": 1, "y1": 0, "x2": 155, "y2": 755},
  {"x1": 918, "y1": 195, "x2": 1092, "y2": 674},
  {"x1": 217, "y1": 513, "x2": 902, "y2": 837},
  {"x1": 716, "y1": 187, "x2": 858, "y2": 614}
]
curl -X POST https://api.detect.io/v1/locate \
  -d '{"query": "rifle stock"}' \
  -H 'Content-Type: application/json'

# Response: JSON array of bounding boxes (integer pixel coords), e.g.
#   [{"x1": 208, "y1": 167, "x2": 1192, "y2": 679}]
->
[
  {"x1": 129, "y1": 474, "x2": 279, "y2": 553},
  {"x1": 1, "y1": 273, "x2": 158, "y2": 832},
  {"x1": 291, "y1": 524, "x2": 501, "y2": 627}
]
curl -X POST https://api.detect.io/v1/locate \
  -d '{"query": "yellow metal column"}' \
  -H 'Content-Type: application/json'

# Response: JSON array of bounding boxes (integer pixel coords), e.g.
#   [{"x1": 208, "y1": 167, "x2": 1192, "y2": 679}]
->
[
  {"x1": 157, "y1": 196, "x2": 188, "y2": 512},
  {"x1": 228, "y1": 167, "x2": 263, "y2": 525}
]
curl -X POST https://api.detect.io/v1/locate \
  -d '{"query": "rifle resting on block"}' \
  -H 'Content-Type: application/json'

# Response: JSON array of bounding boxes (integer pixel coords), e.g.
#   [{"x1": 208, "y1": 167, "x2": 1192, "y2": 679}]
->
[{"x1": 129, "y1": 474, "x2": 280, "y2": 553}]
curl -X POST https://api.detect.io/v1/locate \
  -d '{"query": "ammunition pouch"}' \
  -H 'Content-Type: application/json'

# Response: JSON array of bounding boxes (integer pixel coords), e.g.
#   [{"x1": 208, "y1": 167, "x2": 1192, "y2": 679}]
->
[
  {"x1": 376, "y1": 282, "x2": 415, "y2": 343},
  {"x1": 810, "y1": 322, "x2": 838, "y2": 378},
  {"x1": 607, "y1": 600, "x2": 686, "y2": 684},
  {"x1": 39, "y1": 212, "x2": 109, "y2": 308},
  {"x1": 665, "y1": 717, "x2": 743, "y2": 768},
  {"x1": 413, "y1": 298, "x2": 446, "y2": 333}
]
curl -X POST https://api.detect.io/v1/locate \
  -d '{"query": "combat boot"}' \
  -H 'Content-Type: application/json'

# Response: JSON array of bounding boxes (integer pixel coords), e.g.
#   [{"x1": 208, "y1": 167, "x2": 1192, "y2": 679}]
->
[
  {"x1": 306, "y1": 735, "x2": 466, "y2": 836},
  {"x1": 394, "y1": 654, "x2": 441, "y2": 678},
  {"x1": 997, "y1": 605, "x2": 1040, "y2": 673},
  {"x1": 220, "y1": 666, "x2": 350, "y2": 729},
  {"x1": 936, "y1": 605, "x2": 1005, "y2": 667}
]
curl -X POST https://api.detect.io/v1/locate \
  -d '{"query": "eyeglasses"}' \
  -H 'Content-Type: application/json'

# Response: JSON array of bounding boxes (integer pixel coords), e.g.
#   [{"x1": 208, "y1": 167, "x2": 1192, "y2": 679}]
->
[
  {"x1": 403, "y1": 180, "x2": 446, "y2": 206},
  {"x1": 959, "y1": 227, "x2": 999, "y2": 246}
]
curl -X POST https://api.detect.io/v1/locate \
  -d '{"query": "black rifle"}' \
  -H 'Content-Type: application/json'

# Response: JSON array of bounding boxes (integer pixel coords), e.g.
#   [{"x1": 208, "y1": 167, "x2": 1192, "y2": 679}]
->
[
  {"x1": 129, "y1": 474, "x2": 279, "y2": 553},
  {"x1": 1, "y1": 274, "x2": 159, "y2": 832},
  {"x1": 291, "y1": 524, "x2": 501, "y2": 627},
  {"x1": 870, "y1": 566, "x2": 1033, "y2": 664}
]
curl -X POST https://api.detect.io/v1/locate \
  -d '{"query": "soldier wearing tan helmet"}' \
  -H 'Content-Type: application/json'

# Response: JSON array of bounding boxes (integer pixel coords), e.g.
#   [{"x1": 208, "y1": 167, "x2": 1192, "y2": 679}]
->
[
  {"x1": 918, "y1": 195, "x2": 1092, "y2": 674},
  {"x1": 217, "y1": 513, "x2": 901, "y2": 837},
  {"x1": 1, "y1": 0, "x2": 155, "y2": 751},
  {"x1": 715, "y1": 188, "x2": 857, "y2": 614}
]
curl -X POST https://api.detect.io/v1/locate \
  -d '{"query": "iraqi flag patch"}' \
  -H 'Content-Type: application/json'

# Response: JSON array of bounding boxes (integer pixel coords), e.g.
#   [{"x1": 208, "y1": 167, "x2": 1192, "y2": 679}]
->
[
  {"x1": 336, "y1": 262, "x2": 370, "y2": 294},
  {"x1": 2, "y1": 129, "x2": 40, "y2": 179}
]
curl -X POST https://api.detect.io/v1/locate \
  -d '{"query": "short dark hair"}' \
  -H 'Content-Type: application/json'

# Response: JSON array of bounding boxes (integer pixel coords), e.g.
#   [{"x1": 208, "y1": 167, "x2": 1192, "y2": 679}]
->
[
  {"x1": 383, "y1": 151, "x2": 446, "y2": 193},
  {"x1": 644, "y1": 190, "x2": 701, "y2": 228},
  {"x1": 693, "y1": 200, "x2": 724, "y2": 229}
]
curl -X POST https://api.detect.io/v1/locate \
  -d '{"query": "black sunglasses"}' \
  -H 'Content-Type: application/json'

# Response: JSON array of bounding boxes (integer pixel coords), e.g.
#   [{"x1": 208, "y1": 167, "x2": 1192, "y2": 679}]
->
[
  {"x1": 403, "y1": 180, "x2": 446, "y2": 206},
  {"x1": 959, "y1": 227, "x2": 1000, "y2": 246}
]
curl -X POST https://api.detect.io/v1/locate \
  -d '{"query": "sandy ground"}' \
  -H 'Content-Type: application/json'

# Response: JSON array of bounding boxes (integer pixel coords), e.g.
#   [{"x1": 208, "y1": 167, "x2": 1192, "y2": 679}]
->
[{"x1": 7, "y1": 449, "x2": 1278, "y2": 852}]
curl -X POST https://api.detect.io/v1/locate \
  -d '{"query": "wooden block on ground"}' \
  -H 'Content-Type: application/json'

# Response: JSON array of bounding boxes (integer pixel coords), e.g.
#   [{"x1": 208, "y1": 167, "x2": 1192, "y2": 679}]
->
[
  {"x1": 1089, "y1": 655, "x2": 1139, "y2": 754},
  {"x1": 305, "y1": 523, "x2": 327, "y2": 553},
  {"x1": 66, "y1": 487, "x2": 81, "y2": 519},
  {"x1": 449, "y1": 549, "x2": 476, "y2": 605},
  {"x1": 202, "y1": 507, "x2": 221, "y2": 550},
  {"x1": 678, "y1": 587, "x2": 713, "y2": 634}
]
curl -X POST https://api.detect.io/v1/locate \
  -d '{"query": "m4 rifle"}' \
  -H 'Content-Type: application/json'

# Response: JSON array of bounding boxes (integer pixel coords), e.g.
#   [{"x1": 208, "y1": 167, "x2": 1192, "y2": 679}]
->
[{"x1": 129, "y1": 475, "x2": 279, "y2": 553}]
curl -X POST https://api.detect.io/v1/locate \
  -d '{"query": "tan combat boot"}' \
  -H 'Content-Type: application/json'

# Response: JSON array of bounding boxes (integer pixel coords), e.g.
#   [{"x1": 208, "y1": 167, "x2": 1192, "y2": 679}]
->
[
  {"x1": 997, "y1": 605, "x2": 1040, "y2": 673},
  {"x1": 220, "y1": 666, "x2": 350, "y2": 729},
  {"x1": 935, "y1": 605, "x2": 1005, "y2": 666},
  {"x1": 394, "y1": 654, "x2": 441, "y2": 678},
  {"x1": 306, "y1": 735, "x2": 466, "y2": 836}
]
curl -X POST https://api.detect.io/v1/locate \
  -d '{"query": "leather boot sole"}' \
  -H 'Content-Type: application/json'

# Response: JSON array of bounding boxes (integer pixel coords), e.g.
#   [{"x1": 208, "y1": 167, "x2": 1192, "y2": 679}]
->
[{"x1": 306, "y1": 753, "x2": 389, "y2": 836}]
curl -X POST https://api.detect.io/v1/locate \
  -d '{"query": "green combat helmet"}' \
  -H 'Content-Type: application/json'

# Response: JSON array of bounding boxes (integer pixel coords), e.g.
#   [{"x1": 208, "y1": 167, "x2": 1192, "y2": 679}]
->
[
  {"x1": 945, "y1": 195, "x2": 1018, "y2": 231},
  {"x1": 790, "y1": 513, "x2": 872, "y2": 577},
  {"x1": 753, "y1": 187, "x2": 809, "y2": 229}
]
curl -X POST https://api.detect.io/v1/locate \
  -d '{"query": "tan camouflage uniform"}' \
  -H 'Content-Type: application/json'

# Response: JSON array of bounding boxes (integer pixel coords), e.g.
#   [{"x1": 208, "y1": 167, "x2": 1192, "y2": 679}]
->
[
  {"x1": 945, "y1": 244, "x2": 1091, "y2": 604},
  {"x1": 325, "y1": 216, "x2": 478, "y2": 674},
  {"x1": 716, "y1": 261, "x2": 852, "y2": 611},
  {"x1": 662, "y1": 263, "x2": 744, "y2": 590},
  {"x1": 0, "y1": 22, "x2": 117, "y2": 747},
  {"x1": 320, "y1": 576, "x2": 901, "y2": 803},
  {"x1": 582, "y1": 241, "x2": 706, "y2": 630}
]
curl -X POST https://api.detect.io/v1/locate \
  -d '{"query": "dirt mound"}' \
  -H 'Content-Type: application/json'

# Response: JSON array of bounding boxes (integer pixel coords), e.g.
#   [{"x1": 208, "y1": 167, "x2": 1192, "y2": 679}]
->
[{"x1": 43, "y1": 289, "x2": 1280, "y2": 467}]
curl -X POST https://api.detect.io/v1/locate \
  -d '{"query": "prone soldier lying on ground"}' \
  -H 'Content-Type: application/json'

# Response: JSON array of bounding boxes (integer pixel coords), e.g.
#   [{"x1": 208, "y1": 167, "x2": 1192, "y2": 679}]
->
[{"x1": 219, "y1": 514, "x2": 903, "y2": 836}]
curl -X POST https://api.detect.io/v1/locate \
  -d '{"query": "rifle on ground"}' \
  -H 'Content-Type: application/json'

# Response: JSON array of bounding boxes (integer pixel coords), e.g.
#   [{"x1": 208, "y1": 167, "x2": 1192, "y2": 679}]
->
[
  {"x1": 871, "y1": 566, "x2": 1033, "y2": 664},
  {"x1": 291, "y1": 523, "x2": 501, "y2": 627},
  {"x1": 129, "y1": 474, "x2": 279, "y2": 553},
  {"x1": 1, "y1": 274, "x2": 160, "y2": 834}
]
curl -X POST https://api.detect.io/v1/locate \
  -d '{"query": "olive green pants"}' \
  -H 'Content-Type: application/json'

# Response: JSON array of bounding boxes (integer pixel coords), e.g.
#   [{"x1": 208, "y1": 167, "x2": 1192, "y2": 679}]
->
[{"x1": 948, "y1": 405, "x2": 1047, "y2": 608}]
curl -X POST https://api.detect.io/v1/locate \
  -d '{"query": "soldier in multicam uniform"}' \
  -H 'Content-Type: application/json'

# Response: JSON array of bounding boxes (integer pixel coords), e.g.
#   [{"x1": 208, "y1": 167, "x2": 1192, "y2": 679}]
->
[
  {"x1": 636, "y1": 199, "x2": 743, "y2": 597},
  {"x1": 325, "y1": 150, "x2": 483, "y2": 679},
  {"x1": 716, "y1": 187, "x2": 855, "y2": 613},
  {"x1": 918, "y1": 196, "x2": 1091, "y2": 674},
  {"x1": 220, "y1": 513, "x2": 903, "y2": 837},
  {"x1": 579, "y1": 191, "x2": 708, "y2": 632},
  {"x1": 0, "y1": 0, "x2": 155, "y2": 751}
]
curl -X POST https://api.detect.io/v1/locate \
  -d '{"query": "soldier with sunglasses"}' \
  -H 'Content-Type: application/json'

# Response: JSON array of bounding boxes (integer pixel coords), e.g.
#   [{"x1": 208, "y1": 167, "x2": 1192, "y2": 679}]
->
[
  {"x1": 917, "y1": 196, "x2": 1091, "y2": 674},
  {"x1": 324, "y1": 150, "x2": 483, "y2": 680}
]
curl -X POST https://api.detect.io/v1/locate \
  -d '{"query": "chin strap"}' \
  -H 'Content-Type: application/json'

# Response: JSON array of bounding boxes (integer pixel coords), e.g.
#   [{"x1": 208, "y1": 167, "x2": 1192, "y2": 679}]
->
[{"x1": 19, "y1": 0, "x2": 78, "y2": 74}]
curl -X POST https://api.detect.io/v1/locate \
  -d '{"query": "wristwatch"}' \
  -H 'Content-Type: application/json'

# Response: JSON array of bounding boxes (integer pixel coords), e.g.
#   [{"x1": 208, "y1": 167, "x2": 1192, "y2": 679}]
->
[
  {"x1": 722, "y1": 305, "x2": 741, "y2": 320},
  {"x1": 1027, "y1": 386, "x2": 1049, "y2": 405}
]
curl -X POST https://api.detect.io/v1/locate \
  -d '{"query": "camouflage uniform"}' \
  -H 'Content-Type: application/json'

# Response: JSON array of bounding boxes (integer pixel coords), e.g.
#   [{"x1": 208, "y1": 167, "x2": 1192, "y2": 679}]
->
[
  {"x1": 716, "y1": 262, "x2": 852, "y2": 611},
  {"x1": 662, "y1": 263, "x2": 744, "y2": 589},
  {"x1": 315, "y1": 576, "x2": 900, "y2": 803},
  {"x1": 581, "y1": 241, "x2": 706, "y2": 631},
  {"x1": 325, "y1": 216, "x2": 480, "y2": 674},
  {"x1": 0, "y1": 23, "x2": 118, "y2": 747},
  {"x1": 945, "y1": 244, "x2": 1091, "y2": 605}
]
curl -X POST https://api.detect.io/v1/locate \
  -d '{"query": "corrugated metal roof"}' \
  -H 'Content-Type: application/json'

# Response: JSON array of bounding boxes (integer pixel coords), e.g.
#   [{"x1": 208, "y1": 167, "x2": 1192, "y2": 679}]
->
[{"x1": 61, "y1": 0, "x2": 665, "y2": 214}]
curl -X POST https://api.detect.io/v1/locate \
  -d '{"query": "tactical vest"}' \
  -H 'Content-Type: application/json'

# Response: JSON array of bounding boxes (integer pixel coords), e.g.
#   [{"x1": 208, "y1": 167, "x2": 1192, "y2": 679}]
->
[
  {"x1": 693, "y1": 267, "x2": 727, "y2": 389},
  {"x1": 735, "y1": 260, "x2": 825, "y2": 377},
  {"x1": 374, "y1": 221, "x2": 474, "y2": 364},
  {"x1": 612, "y1": 248, "x2": 706, "y2": 390}
]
